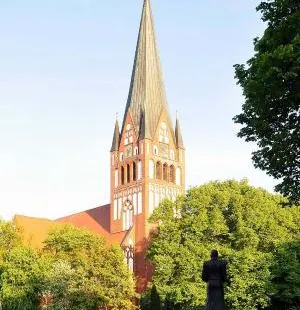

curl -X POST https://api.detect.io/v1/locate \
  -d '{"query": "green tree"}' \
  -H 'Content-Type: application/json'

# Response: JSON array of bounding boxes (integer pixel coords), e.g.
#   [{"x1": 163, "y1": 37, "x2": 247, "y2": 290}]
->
[
  {"x1": 147, "y1": 180, "x2": 300, "y2": 310},
  {"x1": 272, "y1": 240, "x2": 300, "y2": 309},
  {"x1": 43, "y1": 259, "x2": 108, "y2": 310},
  {"x1": 0, "y1": 220, "x2": 22, "y2": 260},
  {"x1": 0, "y1": 220, "x2": 24, "y2": 309},
  {"x1": 0, "y1": 247, "x2": 45, "y2": 310},
  {"x1": 233, "y1": 0, "x2": 300, "y2": 203},
  {"x1": 42, "y1": 225, "x2": 136, "y2": 310}
]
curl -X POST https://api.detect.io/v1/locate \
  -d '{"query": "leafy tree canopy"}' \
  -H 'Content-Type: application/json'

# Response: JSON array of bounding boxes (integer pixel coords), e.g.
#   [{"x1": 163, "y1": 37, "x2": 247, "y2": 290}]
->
[
  {"x1": 272, "y1": 240, "x2": 300, "y2": 308},
  {"x1": 0, "y1": 220, "x2": 38, "y2": 310},
  {"x1": 147, "y1": 180, "x2": 300, "y2": 310},
  {"x1": 0, "y1": 220, "x2": 22, "y2": 260},
  {"x1": 0, "y1": 247, "x2": 46, "y2": 310},
  {"x1": 233, "y1": 0, "x2": 300, "y2": 203},
  {"x1": 0, "y1": 222, "x2": 136, "y2": 310},
  {"x1": 42, "y1": 225, "x2": 136, "y2": 310}
]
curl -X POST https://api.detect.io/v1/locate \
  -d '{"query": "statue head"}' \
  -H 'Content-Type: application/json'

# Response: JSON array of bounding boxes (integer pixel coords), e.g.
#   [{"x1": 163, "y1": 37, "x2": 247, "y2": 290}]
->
[{"x1": 211, "y1": 249, "x2": 218, "y2": 259}]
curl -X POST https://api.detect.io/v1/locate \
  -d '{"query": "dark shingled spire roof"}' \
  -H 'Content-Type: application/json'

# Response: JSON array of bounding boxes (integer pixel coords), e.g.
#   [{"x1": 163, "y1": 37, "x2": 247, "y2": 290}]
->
[
  {"x1": 121, "y1": 0, "x2": 173, "y2": 139},
  {"x1": 175, "y1": 118, "x2": 184, "y2": 149},
  {"x1": 110, "y1": 120, "x2": 120, "y2": 152},
  {"x1": 139, "y1": 107, "x2": 151, "y2": 140}
]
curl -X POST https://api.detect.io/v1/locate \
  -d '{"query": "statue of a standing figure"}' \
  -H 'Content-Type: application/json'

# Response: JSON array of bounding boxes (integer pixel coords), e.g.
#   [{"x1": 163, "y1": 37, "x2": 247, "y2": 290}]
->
[{"x1": 202, "y1": 249, "x2": 227, "y2": 310}]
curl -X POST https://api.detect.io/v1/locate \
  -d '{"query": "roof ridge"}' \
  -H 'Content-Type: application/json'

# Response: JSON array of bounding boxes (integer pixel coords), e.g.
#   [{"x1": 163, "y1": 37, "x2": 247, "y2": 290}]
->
[
  {"x1": 56, "y1": 204, "x2": 110, "y2": 220},
  {"x1": 14, "y1": 214, "x2": 54, "y2": 221}
]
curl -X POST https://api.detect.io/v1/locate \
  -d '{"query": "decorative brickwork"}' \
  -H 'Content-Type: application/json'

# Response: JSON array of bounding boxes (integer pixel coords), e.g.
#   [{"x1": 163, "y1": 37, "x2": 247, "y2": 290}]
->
[{"x1": 15, "y1": 0, "x2": 185, "y2": 295}]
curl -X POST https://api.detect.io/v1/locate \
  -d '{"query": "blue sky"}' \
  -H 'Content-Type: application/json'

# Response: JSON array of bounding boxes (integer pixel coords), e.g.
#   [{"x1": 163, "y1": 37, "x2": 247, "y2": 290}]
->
[{"x1": 0, "y1": 0, "x2": 277, "y2": 220}]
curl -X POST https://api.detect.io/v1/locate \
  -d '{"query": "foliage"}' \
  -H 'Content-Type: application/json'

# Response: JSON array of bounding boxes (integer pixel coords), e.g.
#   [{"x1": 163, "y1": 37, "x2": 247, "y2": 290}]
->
[
  {"x1": 147, "y1": 180, "x2": 300, "y2": 310},
  {"x1": 0, "y1": 220, "x2": 25, "y2": 310},
  {"x1": 233, "y1": 0, "x2": 300, "y2": 204},
  {"x1": 0, "y1": 220, "x2": 22, "y2": 260},
  {"x1": 140, "y1": 285, "x2": 162, "y2": 310},
  {"x1": 0, "y1": 247, "x2": 45, "y2": 310},
  {"x1": 272, "y1": 240, "x2": 300, "y2": 308},
  {"x1": 43, "y1": 225, "x2": 136, "y2": 310},
  {"x1": 43, "y1": 259, "x2": 107, "y2": 310},
  {"x1": 0, "y1": 220, "x2": 136, "y2": 310}
]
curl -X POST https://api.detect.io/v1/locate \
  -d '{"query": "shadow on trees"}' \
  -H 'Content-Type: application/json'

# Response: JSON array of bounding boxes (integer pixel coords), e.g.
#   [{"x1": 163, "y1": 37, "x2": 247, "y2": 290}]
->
[
  {"x1": 140, "y1": 289, "x2": 203, "y2": 310},
  {"x1": 266, "y1": 239, "x2": 300, "y2": 310},
  {"x1": 140, "y1": 285, "x2": 162, "y2": 310}
]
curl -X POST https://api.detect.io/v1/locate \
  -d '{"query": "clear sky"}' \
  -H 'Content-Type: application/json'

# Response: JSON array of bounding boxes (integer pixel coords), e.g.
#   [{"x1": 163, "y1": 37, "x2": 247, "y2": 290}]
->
[{"x1": 0, "y1": 0, "x2": 277, "y2": 220}]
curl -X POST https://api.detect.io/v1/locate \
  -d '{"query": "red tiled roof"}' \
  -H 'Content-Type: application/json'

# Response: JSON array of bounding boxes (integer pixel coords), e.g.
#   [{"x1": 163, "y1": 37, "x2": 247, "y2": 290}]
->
[
  {"x1": 14, "y1": 215, "x2": 62, "y2": 249},
  {"x1": 57, "y1": 204, "x2": 126, "y2": 245},
  {"x1": 15, "y1": 205, "x2": 126, "y2": 248}
]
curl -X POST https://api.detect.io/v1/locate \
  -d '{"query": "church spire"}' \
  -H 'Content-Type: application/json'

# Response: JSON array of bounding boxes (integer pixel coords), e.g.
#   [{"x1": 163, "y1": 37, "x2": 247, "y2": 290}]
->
[
  {"x1": 175, "y1": 117, "x2": 184, "y2": 149},
  {"x1": 121, "y1": 0, "x2": 173, "y2": 139},
  {"x1": 110, "y1": 119, "x2": 120, "y2": 152}
]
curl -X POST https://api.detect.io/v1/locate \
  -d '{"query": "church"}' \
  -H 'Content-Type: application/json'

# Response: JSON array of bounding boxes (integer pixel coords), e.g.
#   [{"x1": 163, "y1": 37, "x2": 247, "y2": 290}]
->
[{"x1": 15, "y1": 0, "x2": 185, "y2": 293}]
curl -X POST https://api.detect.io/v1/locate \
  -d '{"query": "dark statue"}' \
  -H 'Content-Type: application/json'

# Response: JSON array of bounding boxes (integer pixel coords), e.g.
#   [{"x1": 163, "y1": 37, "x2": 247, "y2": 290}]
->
[{"x1": 202, "y1": 250, "x2": 227, "y2": 310}]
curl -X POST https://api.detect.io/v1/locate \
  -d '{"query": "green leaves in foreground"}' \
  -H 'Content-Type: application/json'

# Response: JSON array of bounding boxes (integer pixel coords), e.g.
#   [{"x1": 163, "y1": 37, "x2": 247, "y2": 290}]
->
[
  {"x1": 43, "y1": 225, "x2": 136, "y2": 310},
  {"x1": 147, "y1": 180, "x2": 300, "y2": 310},
  {"x1": 0, "y1": 221, "x2": 136, "y2": 310},
  {"x1": 233, "y1": 0, "x2": 300, "y2": 203},
  {"x1": 0, "y1": 247, "x2": 45, "y2": 310}
]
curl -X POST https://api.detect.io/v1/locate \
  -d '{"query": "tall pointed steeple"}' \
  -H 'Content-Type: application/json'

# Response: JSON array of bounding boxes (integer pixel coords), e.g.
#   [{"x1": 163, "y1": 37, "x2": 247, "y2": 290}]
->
[
  {"x1": 109, "y1": 0, "x2": 186, "y2": 293},
  {"x1": 122, "y1": 0, "x2": 173, "y2": 139},
  {"x1": 175, "y1": 117, "x2": 184, "y2": 149},
  {"x1": 110, "y1": 119, "x2": 120, "y2": 152}
]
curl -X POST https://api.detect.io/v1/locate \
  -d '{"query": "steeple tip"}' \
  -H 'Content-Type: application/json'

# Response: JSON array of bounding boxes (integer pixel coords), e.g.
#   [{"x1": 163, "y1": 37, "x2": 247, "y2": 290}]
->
[
  {"x1": 121, "y1": 0, "x2": 173, "y2": 140},
  {"x1": 110, "y1": 119, "x2": 120, "y2": 152}
]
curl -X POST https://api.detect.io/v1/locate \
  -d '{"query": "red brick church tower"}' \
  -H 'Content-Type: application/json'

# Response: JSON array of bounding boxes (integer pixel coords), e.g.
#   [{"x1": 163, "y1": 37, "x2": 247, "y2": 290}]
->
[
  {"x1": 110, "y1": 0, "x2": 185, "y2": 292},
  {"x1": 14, "y1": 0, "x2": 186, "y2": 295}
]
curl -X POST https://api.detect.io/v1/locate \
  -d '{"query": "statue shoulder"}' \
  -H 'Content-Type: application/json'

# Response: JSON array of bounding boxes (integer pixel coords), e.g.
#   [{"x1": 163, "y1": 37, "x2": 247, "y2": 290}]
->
[{"x1": 203, "y1": 260, "x2": 210, "y2": 268}]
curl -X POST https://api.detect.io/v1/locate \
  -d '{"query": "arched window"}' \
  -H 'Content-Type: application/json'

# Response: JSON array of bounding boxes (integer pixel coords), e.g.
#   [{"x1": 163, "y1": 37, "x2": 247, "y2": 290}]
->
[
  {"x1": 123, "y1": 200, "x2": 134, "y2": 230},
  {"x1": 170, "y1": 165, "x2": 175, "y2": 183},
  {"x1": 124, "y1": 245, "x2": 134, "y2": 271},
  {"x1": 156, "y1": 162, "x2": 162, "y2": 180},
  {"x1": 134, "y1": 147, "x2": 139, "y2": 156},
  {"x1": 133, "y1": 162, "x2": 137, "y2": 181},
  {"x1": 124, "y1": 123, "x2": 133, "y2": 146},
  {"x1": 138, "y1": 161, "x2": 142, "y2": 180},
  {"x1": 127, "y1": 164, "x2": 131, "y2": 183},
  {"x1": 159, "y1": 122, "x2": 169, "y2": 144},
  {"x1": 163, "y1": 163, "x2": 168, "y2": 181},
  {"x1": 121, "y1": 166, "x2": 125, "y2": 185}
]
